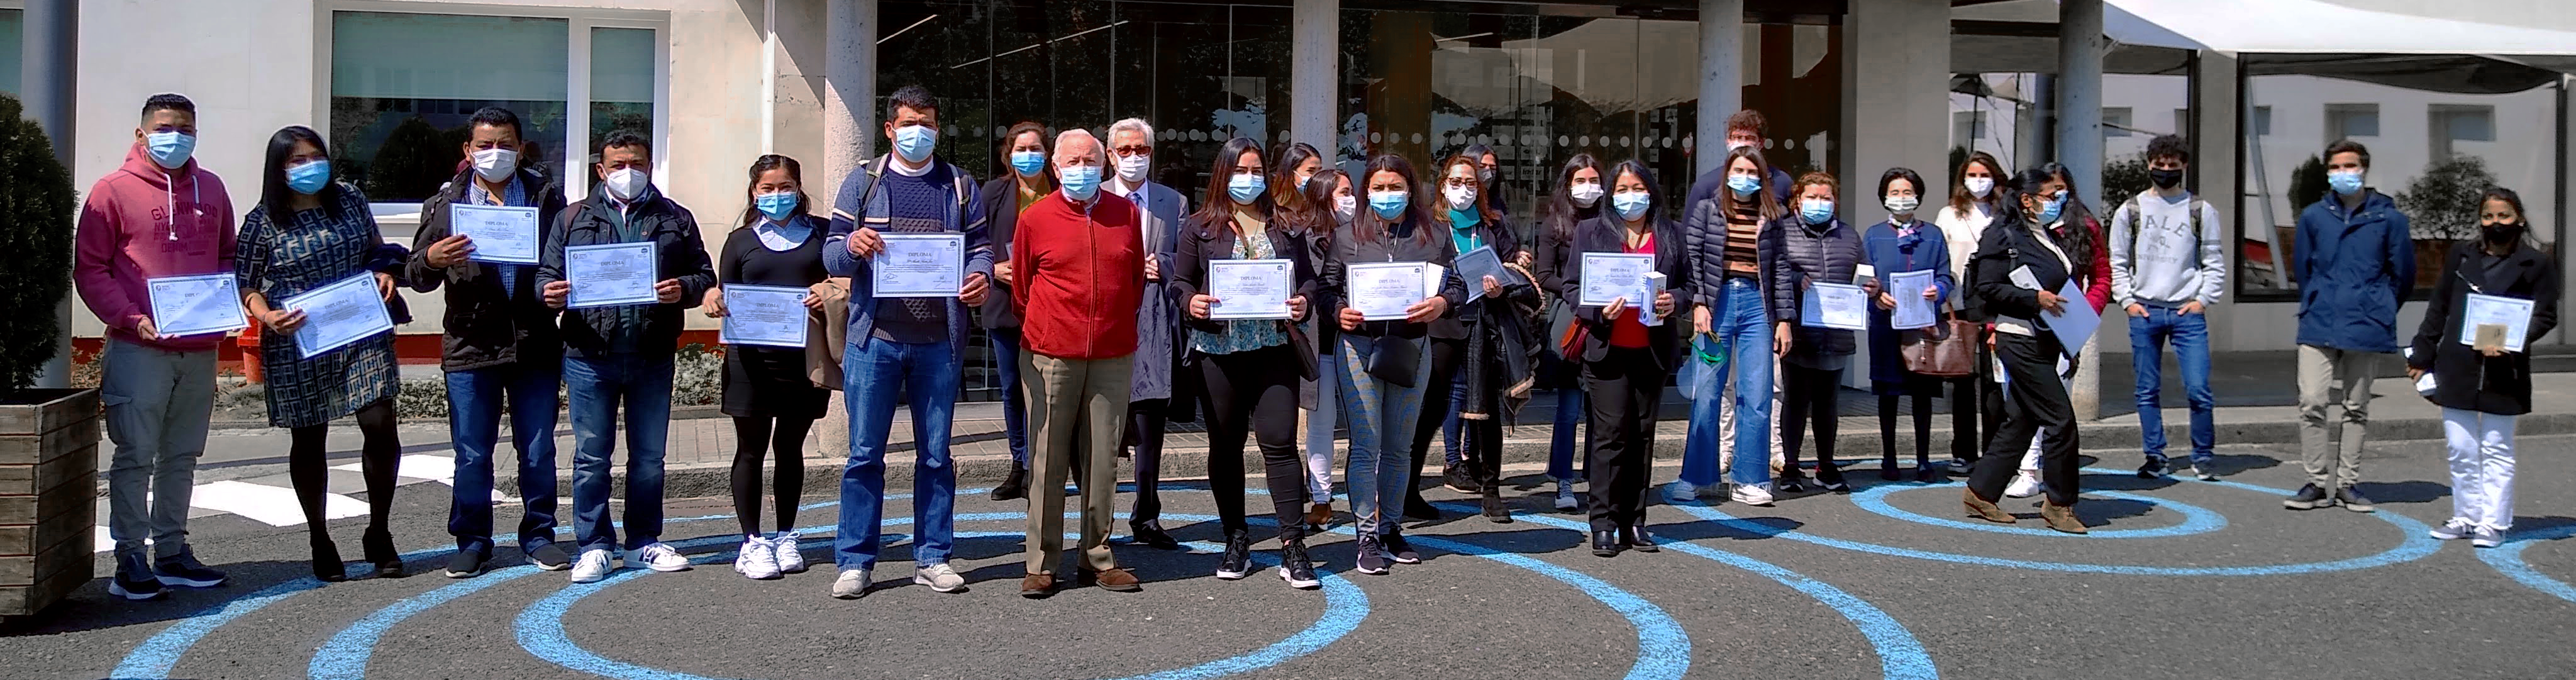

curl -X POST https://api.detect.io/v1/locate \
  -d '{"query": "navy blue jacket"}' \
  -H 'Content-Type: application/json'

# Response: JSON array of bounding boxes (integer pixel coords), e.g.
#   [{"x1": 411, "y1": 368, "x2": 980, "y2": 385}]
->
[{"x1": 2293, "y1": 190, "x2": 2414, "y2": 352}]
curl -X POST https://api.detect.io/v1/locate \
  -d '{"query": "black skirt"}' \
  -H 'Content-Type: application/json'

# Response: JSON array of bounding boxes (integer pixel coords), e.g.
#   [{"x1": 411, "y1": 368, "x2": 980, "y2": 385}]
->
[{"x1": 721, "y1": 346, "x2": 827, "y2": 419}]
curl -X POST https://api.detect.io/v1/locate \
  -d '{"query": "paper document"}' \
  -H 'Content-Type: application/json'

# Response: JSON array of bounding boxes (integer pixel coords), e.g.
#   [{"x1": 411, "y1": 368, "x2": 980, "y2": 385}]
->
[
  {"x1": 2460, "y1": 293, "x2": 2535, "y2": 352},
  {"x1": 146, "y1": 273, "x2": 246, "y2": 338},
  {"x1": 720, "y1": 284, "x2": 811, "y2": 348},
  {"x1": 1800, "y1": 282, "x2": 1868, "y2": 330},
  {"x1": 280, "y1": 272, "x2": 394, "y2": 359},
  {"x1": 873, "y1": 233, "x2": 967, "y2": 298},
  {"x1": 565, "y1": 242, "x2": 659, "y2": 308}
]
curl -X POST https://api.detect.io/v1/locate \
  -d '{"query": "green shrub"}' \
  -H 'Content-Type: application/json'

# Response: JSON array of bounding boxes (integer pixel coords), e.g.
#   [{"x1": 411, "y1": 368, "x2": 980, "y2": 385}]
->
[
  {"x1": 2395, "y1": 154, "x2": 2499, "y2": 243},
  {"x1": 673, "y1": 343, "x2": 723, "y2": 406},
  {"x1": 0, "y1": 92, "x2": 76, "y2": 393}
]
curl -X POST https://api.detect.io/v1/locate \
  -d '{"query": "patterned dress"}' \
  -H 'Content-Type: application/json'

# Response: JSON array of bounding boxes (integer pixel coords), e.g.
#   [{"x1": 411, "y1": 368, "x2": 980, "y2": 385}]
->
[{"x1": 236, "y1": 183, "x2": 400, "y2": 428}]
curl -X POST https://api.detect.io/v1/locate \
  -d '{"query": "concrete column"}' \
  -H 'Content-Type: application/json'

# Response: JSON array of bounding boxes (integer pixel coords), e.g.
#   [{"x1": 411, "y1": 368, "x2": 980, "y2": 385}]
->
[
  {"x1": 2057, "y1": 0, "x2": 2106, "y2": 420},
  {"x1": 1291, "y1": 0, "x2": 1338, "y2": 156},
  {"x1": 2192, "y1": 53, "x2": 2244, "y2": 348},
  {"x1": 24, "y1": 0, "x2": 75, "y2": 389},
  {"x1": 1694, "y1": 0, "x2": 1743, "y2": 179},
  {"x1": 824, "y1": 0, "x2": 877, "y2": 209},
  {"x1": 1839, "y1": 0, "x2": 1951, "y2": 392}
]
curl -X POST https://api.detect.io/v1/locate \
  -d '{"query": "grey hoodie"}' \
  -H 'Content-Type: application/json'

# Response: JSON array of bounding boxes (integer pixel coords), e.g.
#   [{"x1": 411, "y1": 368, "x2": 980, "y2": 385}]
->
[{"x1": 2108, "y1": 190, "x2": 2226, "y2": 308}]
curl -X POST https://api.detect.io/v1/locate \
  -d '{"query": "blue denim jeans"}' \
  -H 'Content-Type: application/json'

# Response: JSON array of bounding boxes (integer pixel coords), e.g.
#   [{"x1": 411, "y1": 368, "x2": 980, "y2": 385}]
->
[
  {"x1": 1547, "y1": 385, "x2": 1585, "y2": 481},
  {"x1": 992, "y1": 326, "x2": 1031, "y2": 467},
  {"x1": 446, "y1": 362, "x2": 562, "y2": 557},
  {"x1": 2129, "y1": 303, "x2": 2214, "y2": 464},
  {"x1": 565, "y1": 353, "x2": 675, "y2": 553},
  {"x1": 1680, "y1": 279, "x2": 1774, "y2": 487},
  {"x1": 1338, "y1": 335, "x2": 1430, "y2": 537},
  {"x1": 835, "y1": 338, "x2": 960, "y2": 571},
  {"x1": 1441, "y1": 372, "x2": 1467, "y2": 468}
]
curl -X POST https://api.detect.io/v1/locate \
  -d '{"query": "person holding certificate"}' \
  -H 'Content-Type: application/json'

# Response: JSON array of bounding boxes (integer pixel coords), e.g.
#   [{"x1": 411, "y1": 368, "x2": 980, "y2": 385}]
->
[
  {"x1": 1411, "y1": 154, "x2": 1509, "y2": 518},
  {"x1": 1960, "y1": 167, "x2": 2097, "y2": 534},
  {"x1": 701, "y1": 155, "x2": 833, "y2": 581},
  {"x1": 72, "y1": 93, "x2": 238, "y2": 599},
  {"x1": 1172, "y1": 137, "x2": 1323, "y2": 589},
  {"x1": 976, "y1": 121, "x2": 1051, "y2": 503},
  {"x1": 2407, "y1": 187, "x2": 2560, "y2": 548},
  {"x1": 1007, "y1": 128, "x2": 1145, "y2": 596},
  {"x1": 1320, "y1": 153, "x2": 1460, "y2": 576},
  {"x1": 821, "y1": 86, "x2": 996, "y2": 599},
  {"x1": 536, "y1": 130, "x2": 718, "y2": 582},
  {"x1": 1428, "y1": 153, "x2": 1541, "y2": 523},
  {"x1": 1546, "y1": 159, "x2": 1684, "y2": 558},
  {"x1": 404, "y1": 106, "x2": 575, "y2": 579},
  {"x1": 1760, "y1": 172, "x2": 1873, "y2": 494},
  {"x1": 1858, "y1": 167, "x2": 1955, "y2": 484},
  {"x1": 233, "y1": 126, "x2": 408, "y2": 580},
  {"x1": 1672, "y1": 145, "x2": 1787, "y2": 508}
]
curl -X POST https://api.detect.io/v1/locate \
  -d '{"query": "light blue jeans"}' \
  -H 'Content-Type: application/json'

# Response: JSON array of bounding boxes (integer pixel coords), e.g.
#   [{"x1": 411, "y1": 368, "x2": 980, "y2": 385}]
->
[
  {"x1": 1338, "y1": 335, "x2": 1431, "y2": 537},
  {"x1": 1679, "y1": 279, "x2": 1774, "y2": 487}
]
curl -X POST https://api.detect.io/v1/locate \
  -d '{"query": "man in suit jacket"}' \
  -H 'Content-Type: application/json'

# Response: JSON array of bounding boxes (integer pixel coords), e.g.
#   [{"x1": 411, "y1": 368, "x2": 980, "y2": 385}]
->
[{"x1": 1103, "y1": 117, "x2": 1191, "y2": 550}]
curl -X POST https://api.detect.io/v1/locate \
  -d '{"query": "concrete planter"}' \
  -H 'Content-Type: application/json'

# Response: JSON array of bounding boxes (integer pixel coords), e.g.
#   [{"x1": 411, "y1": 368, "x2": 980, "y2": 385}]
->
[{"x1": 0, "y1": 388, "x2": 99, "y2": 617}]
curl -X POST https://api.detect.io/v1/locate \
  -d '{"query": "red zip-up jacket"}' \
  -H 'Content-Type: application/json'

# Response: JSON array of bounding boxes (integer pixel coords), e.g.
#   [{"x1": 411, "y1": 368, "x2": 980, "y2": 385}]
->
[{"x1": 1012, "y1": 190, "x2": 1144, "y2": 359}]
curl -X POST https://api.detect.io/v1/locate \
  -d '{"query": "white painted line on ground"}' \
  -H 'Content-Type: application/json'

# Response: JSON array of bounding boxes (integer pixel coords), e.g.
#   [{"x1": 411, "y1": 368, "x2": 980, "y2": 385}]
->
[
  {"x1": 332, "y1": 454, "x2": 457, "y2": 482},
  {"x1": 189, "y1": 480, "x2": 366, "y2": 527}
]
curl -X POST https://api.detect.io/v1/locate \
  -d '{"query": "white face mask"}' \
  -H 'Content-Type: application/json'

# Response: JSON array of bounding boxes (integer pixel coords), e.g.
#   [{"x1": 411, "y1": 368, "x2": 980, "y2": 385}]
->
[
  {"x1": 1884, "y1": 195, "x2": 1921, "y2": 216},
  {"x1": 472, "y1": 148, "x2": 518, "y2": 183},
  {"x1": 605, "y1": 167, "x2": 649, "y2": 201},
  {"x1": 1568, "y1": 182, "x2": 1604, "y2": 208},
  {"x1": 1444, "y1": 184, "x2": 1477, "y2": 211},
  {"x1": 1333, "y1": 195, "x2": 1358, "y2": 224},
  {"x1": 1116, "y1": 153, "x2": 1151, "y2": 183},
  {"x1": 1965, "y1": 177, "x2": 1994, "y2": 199}
]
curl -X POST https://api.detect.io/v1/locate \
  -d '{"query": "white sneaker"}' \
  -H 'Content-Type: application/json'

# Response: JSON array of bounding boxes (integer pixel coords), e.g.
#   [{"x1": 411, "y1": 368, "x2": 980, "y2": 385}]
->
[
  {"x1": 1729, "y1": 483, "x2": 1774, "y2": 506},
  {"x1": 570, "y1": 549, "x2": 614, "y2": 583},
  {"x1": 830, "y1": 568, "x2": 872, "y2": 599},
  {"x1": 772, "y1": 531, "x2": 808, "y2": 574},
  {"x1": 626, "y1": 542, "x2": 692, "y2": 572},
  {"x1": 2471, "y1": 527, "x2": 2505, "y2": 549},
  {"x1": 735, "y1": 537, "x2": 780, "y2": 580},
  {"x1": 1553, "y1": 479, "x2": 1579, "y2": 511},
  {"x1": 1662, "y1": 480, "x2": 1699, "y2": 503},
  {"x1": 2004, "y1": 471, "x2": 2044, "y2": 499},
  {"x1": 913, "y1": 562, "x2": 966, "y2": 593},
  {"x1": 2429, "y1": 518, "x2": 2473, "y2": 541}
]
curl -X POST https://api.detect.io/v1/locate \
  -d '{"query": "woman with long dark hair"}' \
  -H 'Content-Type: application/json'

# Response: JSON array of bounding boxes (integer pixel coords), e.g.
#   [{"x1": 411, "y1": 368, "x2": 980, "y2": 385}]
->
[
  {"x1": 1862, "y1": 167, "x2": 1955, "y2": 482},
  {"x1": 1322, "y1": 153, "x2": 1460, "y2": 574},
  {"x1": 1297, "y1": 168, "x2": 1353, "y2": 528},
  {"x1": 1936, "y1": 151, "x2": 2002, "y2": 474},
  {"x1": 1962, "y1": 166, "x2": 2095, "y2": 534},
  {"x1": 1674, "y1": 145, "x2": 1785, "y2": 503},
  {"x1": 1274, "y1": 142, "x2": 1324, "y2": 211},
  {"x1": 702, "y1": 154, "x2": 832, "y2": 580},
  {"x1": 1430, "y1": 153, "x2": 1543, "y2": 521},
  {"x1": 1174, "y1": 138, "x2": 1323, "y2": 588},
  {"x1": 1990, "y1": 161, "x2": 2112, "y2": 500},
  {"x1": 235, "y1": 126, "x2": 406, "y2": 580},
  {"x1": 1536, "y1": 153, "x2": 1604, "y2": 511},
  {"x1": 981, "y1": 121, "x2": 1050, "y2": 501},
  {"x1": 1545, "y1": 159, "x2": 1685, "y2": 557},
  {"x1": 2409, "y1": 186, "x2": 2558, "y2": 548}
]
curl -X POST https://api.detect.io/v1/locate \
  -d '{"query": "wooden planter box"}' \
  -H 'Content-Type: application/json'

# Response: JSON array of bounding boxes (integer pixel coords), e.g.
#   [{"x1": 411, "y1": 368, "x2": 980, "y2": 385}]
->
[{"x1": 0, "y1": 388, "x2": 99, "y2": 617}]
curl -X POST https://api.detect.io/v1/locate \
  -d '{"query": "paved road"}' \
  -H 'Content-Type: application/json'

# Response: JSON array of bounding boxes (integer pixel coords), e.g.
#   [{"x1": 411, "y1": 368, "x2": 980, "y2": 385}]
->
[{"x1": 6, "y1": 432, "x2": 2572, "y2": 680}]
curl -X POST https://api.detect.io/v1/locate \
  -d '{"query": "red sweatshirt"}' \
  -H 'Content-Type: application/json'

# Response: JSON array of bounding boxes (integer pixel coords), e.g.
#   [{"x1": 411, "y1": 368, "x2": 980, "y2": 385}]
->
[
  {"x1": 1012, "y1": 191, "x2": 1144, "y2": 360},
  {"x1": 74, "y1": 144, "x2": 237, "y2": 352}
]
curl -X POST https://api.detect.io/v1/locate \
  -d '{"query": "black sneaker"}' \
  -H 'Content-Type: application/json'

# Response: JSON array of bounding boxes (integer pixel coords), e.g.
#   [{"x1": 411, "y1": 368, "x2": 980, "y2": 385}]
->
[
  {"x1": 1215, "y1": 529, "x2": 1252, "y2": 580},
  {"x1": 1353, "y1": 534, "x2": 1391, "y2": 575},
  {"x1": 1130, "y1": 523, "x2": 1182, "y2": 550},
  {"x1": 1382, "y1": 532, "x2": 1422, "y2": 564},
  {"x1": 2283, "y1": 483, "x2": 2333, "y2": 510},
  {"x1": 1278, "y1": 540, "x2": 1321, "y2": 590},
  {"x1": 526, "y1": 542, "x2": 572, "y2": 571},
  {"x1": 1402, "y1": 495, "x2": 1441, "y2": 521},
  {"x1": 992, "y1": 465, "x2": 1029, "y2": 501},
  {"x1": 153, "y1": 549, "x2": 228, "y2": 588},
  {"x1": 1913, "y1": 465, "x2": 1947, "y2": 484},
  {"x1": 2192, "y1": 462, "x2": 2220, "y2": 481},
  {"x1": 109, "y1": 553, "x2": 167, "y2": 601},
  {"x1": 1480, "y1": 490, "x2": 1513, "y2": 523},
  {"x1": 2335, "y1": 487, "x2": 2376, "y2": 513},
  {"x1": 1776, "y1": 472, "x2": 1811, "y2": 494},
  {"x1": 2138, "y1": 458, "x2": 2171, "y2": 479},
  {"x1": 1442, "y1": 466, "x2": 1481, "y2": 494},
  {"x1": 1946, "y1": 459, "x2": 1977, "y2": 476},
  {"x1": 444, "y1": 551, "x2": 488, "y2": 579}
]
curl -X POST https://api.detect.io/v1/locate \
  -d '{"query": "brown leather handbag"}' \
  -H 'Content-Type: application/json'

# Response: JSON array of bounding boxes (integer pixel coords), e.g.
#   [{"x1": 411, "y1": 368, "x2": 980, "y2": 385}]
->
[{"x1": 1901, "y1": 315, "x2": 1981, "y2": 377}]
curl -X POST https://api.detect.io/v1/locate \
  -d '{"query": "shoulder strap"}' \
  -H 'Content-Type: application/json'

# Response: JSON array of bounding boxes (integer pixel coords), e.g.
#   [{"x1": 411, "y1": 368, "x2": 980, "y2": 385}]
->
[{"x1": 2190, "y1": 198, "x2": 2210, "y2": 272}]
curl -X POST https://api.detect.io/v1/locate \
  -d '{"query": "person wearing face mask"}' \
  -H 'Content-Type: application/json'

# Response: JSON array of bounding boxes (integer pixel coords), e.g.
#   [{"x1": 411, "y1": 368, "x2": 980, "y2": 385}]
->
[
  {"x1": 1546, "y1": 159, "x2": 1685, "y2": 557},
  {"x1": 817, "y1": 85, "x2": 995, "y2": 597},
  {"x1": 1424, "y1": 153, "x2": 1541, "y2": 522},
  {"x1": 700, "y1": 155, "x2": 835, "y2": 581},
  {"x1": 1412, "y1": 152, "x2": 1517, "y2": 513},
  {"x1": 1323, "y1": 154, "x2": 1462, "y2": 574},
  {"x1": 1462, "y1": 143, "x2": 1507, "y2": 218},
  {"x1": 1101, "y1": 117, "x2": 1189, "y2": 551},
  {"x1": 1686, "y1": 109, "x2": 1795, "y2": 206},
  {"x1": 1536, "y1": 154, "x2": 1606, "y2": 511},
  {"x1": 1958, "y1": 167, "x2": 2096, "y2": 534},
  {"x1": 2285, "y1": 139, "x2": 2414, "y2": 513},
  {"x1": 406, "y1": 107, "x2": 573, "y2": 579},
  {"x1": 1762, "y1": 172, "x2": 1873, "y2": 494},
  {"x1": 536, "y1": 130, "x2": 718, "y2": 582},
  {"x1": 2108, "y1": 135, "x2": 2227, "y2": 482},
  {"x1": 75, "y1": 94, "x2": 237, "y2": 599},
  {"x1": 1009, "y1": 129, "x2": 1148, "y2": 597},
  {"x1": 1934, "y1": 151, "x2": 2004, "y2": 476},
  {"x1": 1987, "y1": 163, "x2": 2112, "y2": 501},
  {"x1": 1297, "y1": 168, "x2": 1357, "y2": 528},
  {"x1": 1860, "y1": 167, "x2": 1954, "y2": 483},
  {"x1": 976, "y1": 121, "x2": 1052, "y2": 503},
  {"x1": 2408, "y1": 186, "x2": 2557, "y2": 549},
  {"x1": 1673, "y1": 145, "x2": 1786, "y2": 505}
]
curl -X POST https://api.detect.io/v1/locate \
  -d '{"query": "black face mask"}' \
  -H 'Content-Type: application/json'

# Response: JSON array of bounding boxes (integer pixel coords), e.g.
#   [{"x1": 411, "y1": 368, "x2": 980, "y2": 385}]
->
[
  {"x1": 2482, "y1": 221, "x2": 2526, "y2": 244},
  {"x1": 2148, "y1": 169, "x2": 2184, "y2": 189}
]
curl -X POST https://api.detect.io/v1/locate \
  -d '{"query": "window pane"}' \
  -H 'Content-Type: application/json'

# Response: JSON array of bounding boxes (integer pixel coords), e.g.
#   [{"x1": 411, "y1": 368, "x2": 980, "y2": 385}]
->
[
  {"x1": 2104, "y1": 106, "x2": 2131, "y2": 137},
  {"x1": 2254, "y1": 106, "x2": 2272, "y2": 136},
  {"x1": 330, "y1": 12, "x2": 570, "y2": 203},
  {"x1": 0, "y1": 9, "x2": 21, "y2": 95},
  {"x1": 589, "y1": 27, "x2": 657, "y2": 159}
]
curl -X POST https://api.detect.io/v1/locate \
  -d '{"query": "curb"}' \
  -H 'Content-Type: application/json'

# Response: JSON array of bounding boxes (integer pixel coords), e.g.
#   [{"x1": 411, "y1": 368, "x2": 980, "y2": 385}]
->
[{"x1": 209, "y1": 404, "x2": 728, "y2": 431}]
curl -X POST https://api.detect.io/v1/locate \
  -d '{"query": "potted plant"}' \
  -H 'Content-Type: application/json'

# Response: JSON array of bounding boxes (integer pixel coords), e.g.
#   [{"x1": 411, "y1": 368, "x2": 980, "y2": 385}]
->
[{"x1": 0, "y1": 91, "x2": 92, "y2": 618}]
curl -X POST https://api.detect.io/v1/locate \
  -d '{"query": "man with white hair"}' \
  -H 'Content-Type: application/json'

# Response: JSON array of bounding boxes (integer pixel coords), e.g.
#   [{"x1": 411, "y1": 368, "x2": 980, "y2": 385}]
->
[
  {"x1": 1102, "y1": 117, "x2": 1191, "y2": 550},
  {"x1": 1011, "y1": 128, "x2": 1148, "y2": 596}
]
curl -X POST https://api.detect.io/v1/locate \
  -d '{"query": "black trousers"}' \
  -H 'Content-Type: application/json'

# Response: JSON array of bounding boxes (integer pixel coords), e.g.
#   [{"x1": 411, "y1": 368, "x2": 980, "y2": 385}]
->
[
  {"x1": 1780, "y1": 363, "x2": 1845, "y2": 482},
  {"x1": 1407, "y1": 336, "x2": 1465, "y2": 504},
  {"x1": 1199, "y1": 344, "x2": 1310, "y2": 542},
  {"x1": 1583, "y1": 347, "x2": 1663, "y2": 532},
  {"x1": 1968, "y1": 332, "x2": 2080, "y2": 506},
  {"x1": 1948, "y1": 372, "x2": 1982, "y2": 462},
  {"x1": 1126, "y1": 397, "x2": 1170, "y2": 529},
  {"x1": 1880, "y1": 387, "x2": 1935, "y2": 467}
]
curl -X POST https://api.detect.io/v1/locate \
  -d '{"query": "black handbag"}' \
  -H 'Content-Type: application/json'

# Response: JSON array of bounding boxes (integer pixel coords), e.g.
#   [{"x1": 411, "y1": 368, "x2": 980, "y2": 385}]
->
[{"x1": 1365, "y1": 335, "x2": 1420, "y2": 388}]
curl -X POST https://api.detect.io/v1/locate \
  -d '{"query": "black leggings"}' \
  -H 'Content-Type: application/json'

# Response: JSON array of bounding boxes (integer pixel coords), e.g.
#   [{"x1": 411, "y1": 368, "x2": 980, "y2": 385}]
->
[
  {"x1": 1949, "y1": 374, "x2": 1982, "y2": 462},
  {"x1": 288, "y1": 399, "x2": 399, "y2": 543},
  {"x1": 1880, "y1": 384, "x2": 1935, "y2": 468},
  {"x1": 1199, "y1": 344, "x2": 1309, "y2": 542},
  {"x1": 730, "y1": 415, "x2": 813, "y2": 537},
  {"x1": 1781, "y1": 364, "x2": 1845, "y2": 482}
]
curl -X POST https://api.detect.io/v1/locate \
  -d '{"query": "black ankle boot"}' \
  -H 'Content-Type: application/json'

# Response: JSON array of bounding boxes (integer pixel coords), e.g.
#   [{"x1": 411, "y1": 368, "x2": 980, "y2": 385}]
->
[
  {"x1": 364, "y1": 527, "x2": 406, "y2": 578},
  {"x1": 992, "y1": 465, "x2": 1028, "y2": 501},
  {"x1": 311, "y1": 536, "x2": 346, "y2": 582}
]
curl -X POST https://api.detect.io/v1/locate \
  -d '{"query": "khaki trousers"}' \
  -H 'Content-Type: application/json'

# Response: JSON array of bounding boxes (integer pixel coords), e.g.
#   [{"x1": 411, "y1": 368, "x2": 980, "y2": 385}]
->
[
  {"x1": 2296, "y1": 344, "x2": 2380, "y2": 489},
  {"x1": 1021, "y1": 352, "x2": 1133, "y2": 575}
]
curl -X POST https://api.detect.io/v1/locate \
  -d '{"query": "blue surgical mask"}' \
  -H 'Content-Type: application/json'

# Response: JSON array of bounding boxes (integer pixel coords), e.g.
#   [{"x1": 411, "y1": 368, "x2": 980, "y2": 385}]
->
[
  {"x1": 1060, "y1": 165, "x2": 1103, "y2": 201},
  {"x1": 754, "y1": 191, "x2": 799, "y2": 220},
  {"x1": 1611, "y1": 191, "x2": 1652, "y2": 220},
  {"x1": 2328, "y1": 169, "x2": 2364, "y2": 196},
  {"x1": 1368, "y1": 190, "x2": 1409, "y2": 220},
  {"x1": 1799, "y1": 199, "x2": 1835, "y2": 225},
  {"x1": 145, "y1": 131, "x2": 195, "y2": 170},
  {"x1": 1228, "y1": 173, "x2": 1267, "y2": 204},
  {"x1": 893, "y1": 125, "x2": 938, "y2": 164},
  {"x1": 1726, "y1": 174, "x2": 1761, "y2": 199},
  {"x1": 2032, "y1": 191, "x2": 2065, "y2": 224},
  {"x1": 1009, "y1": 151, "x2": 1046, "y2": 177},
  {"x1": 285, "y1": 160, "x2": 330, "y2": 195}
]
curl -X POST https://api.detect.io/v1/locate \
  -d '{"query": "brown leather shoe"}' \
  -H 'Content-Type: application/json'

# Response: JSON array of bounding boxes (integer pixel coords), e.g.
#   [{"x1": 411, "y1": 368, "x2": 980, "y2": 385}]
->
[
  {"x1": 1963, "y1": 488, "x2": 2016, "y2": 524},
  {"x1": 2040, "y1": 501, "x2": 2089, "y2": 534},
  {"x1": 1019, "y1": 573, "x2": 1055, "y2": 598},
  {"x1": 1079, "y1": 567, "x2": 1142, "y2": 592},
  {"x1": 1304, "y1": 503, "x2": 1334, "y2": 528}
]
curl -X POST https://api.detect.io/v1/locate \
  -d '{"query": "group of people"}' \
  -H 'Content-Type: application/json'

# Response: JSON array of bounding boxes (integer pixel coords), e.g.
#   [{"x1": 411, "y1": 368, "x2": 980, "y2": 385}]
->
[{"x1": 74, "y1": 87, "x2": 2552, "y2": 605}]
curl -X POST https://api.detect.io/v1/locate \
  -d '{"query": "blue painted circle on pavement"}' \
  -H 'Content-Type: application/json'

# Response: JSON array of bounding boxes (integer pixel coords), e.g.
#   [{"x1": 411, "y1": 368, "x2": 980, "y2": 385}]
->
[
  {"x1": 2476, "y1": 524, "x2": 2576, "y2": 603},
  {"x1": 1849, "y1": 484, "x2": 2228, "y2": 538}
]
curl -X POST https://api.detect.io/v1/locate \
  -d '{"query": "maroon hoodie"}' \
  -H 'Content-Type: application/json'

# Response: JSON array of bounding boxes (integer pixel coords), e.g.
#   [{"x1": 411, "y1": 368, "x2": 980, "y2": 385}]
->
[{"x1": 74, "y1": 144, "x2": 236, "y2": 352}]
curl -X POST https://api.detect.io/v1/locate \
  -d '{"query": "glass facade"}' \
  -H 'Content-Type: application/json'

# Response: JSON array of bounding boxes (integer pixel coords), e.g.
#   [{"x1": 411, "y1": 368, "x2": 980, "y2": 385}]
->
[{"x1": 0, "y1": 9, "x2": 20, "y2": 95}]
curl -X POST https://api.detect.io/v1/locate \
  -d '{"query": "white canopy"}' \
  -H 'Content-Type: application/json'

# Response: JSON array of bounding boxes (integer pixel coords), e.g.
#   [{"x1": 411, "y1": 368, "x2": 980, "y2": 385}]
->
[{"x1": 2106, "y1": 0, "x2": 2576, "y2": 55}]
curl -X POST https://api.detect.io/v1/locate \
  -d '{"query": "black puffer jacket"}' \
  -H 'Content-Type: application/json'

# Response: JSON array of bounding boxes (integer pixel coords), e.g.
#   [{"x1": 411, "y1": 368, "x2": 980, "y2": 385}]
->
[
  {"x1": 2408, "y1": 239, "x2": 2561, "y2": 415},
  {"x1": 1762, "y1": 213, "x2": 1867, "y2": 365}
]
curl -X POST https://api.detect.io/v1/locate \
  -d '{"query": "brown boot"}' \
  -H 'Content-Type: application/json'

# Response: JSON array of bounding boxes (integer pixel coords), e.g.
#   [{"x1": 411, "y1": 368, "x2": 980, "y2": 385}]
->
[
  {"x1": 2040, "y1": 501, "x2": 2089, "y2": 534},
  {"x1": 1018, "y1": 572, "x2": 1056, "y2": 598},
  {"x1": 1079, "y1": 567, "x2": 1142, "y2": 592},
  {"x1": 1962, "y1": 488, "x2": 2015, "y2": 524},
  {"x1": 1304, "y1": 503, "x2": 1334, "y2": 529}
]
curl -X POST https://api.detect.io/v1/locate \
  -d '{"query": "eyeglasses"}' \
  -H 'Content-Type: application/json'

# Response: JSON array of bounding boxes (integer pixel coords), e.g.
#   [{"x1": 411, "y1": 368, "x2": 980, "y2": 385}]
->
[{"x1": 1112, "y1": 146, "x2": 1152, "y2": 157}]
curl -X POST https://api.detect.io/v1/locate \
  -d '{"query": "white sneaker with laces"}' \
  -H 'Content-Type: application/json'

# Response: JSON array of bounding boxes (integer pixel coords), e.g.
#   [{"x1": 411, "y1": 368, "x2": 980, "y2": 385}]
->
[
  {"x1": 627, "y1": 542, "x2": 692, "y2": 572},
  {"x1": 570, "y1": 549, "x2": 614, "y2": 583},
  {"x1": 1730, "y1": 482, "x2": 1774, "y2": 506},
  {"x1": 735, "y1": 537, "x2": 780, "y2": 580},
  {"x1": 2004, "y1": 470, "x2": 2044, "y2": 499},
  {"x1": 1553, "y1": 479, "x2": 1579, "y2": 511},
  {"x1": 914, "y1": 562, "x2": 966, "y2": 593},
  {"x1": 773, "y1": 531, "x2": 808, "y2": 574},
  {"x1": 1662, "y1": 480, "x2": 1698, "y2": 503},
  {"x1": 2429, "y1": 518, "x2": 2473, "y2": 541},
  {"x1": 2470, "y1": 527, "x2": 2504, "y2": 549},
  {"x1": 830, "y1": 568, "x2": 872, "y2": 599}
]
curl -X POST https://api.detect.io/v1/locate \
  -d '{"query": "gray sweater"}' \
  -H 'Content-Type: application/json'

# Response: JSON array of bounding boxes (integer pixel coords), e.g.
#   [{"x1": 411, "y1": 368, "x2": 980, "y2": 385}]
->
[{"x1": 2107, "y1": 191, "x2": 2226, "y2": 307}]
